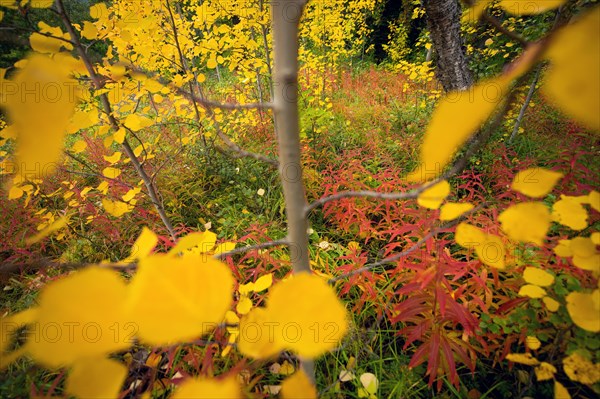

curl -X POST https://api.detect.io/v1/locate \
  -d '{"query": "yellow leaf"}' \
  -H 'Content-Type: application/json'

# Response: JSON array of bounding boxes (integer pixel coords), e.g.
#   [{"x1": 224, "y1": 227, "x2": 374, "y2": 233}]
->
[
  {"x1": 71, "y1": 140, "x2": 87, "y2": 154},
  {"x1": 591, "y1": 232, "x2": 600, "y2": 246},
  {"x1": 172, "y1": 376, "x2": 242, "y2": 399},
  {"x1": 543, "y1": 296, "x2": 560, "y2": 312},
  {"x1": 238, "y1": 307, "x2": 283, "y2": 359},
  {"x1": 113, "y1": 128, "x2": 126, "y2": 144},
  {"x1": 417, "y1": 181, "x2": 450, "y2": 209},
  {"x1": 543, "y1": 8, "x2": 599, "y2": 131},
  {"x1": 66, "y1": 357, "x2": 127, "y2": 399},
  {"x1": 214, "y1": 241, "x2": 236, "y2": 255},
  {"x1": 127, "y1": 255, "x2": 233, "y2": 345},
  {"x1": 359, "y1": 372, "x2": 379, "y2": 397},
  {"x1": 563, "y1": 353, "x2": 600, "y2": 384},
  {"x1": 80, "y1": 21, "x2": 98, "y2": 40},
  {"x1": 89, "y1": 2, "x2": 108, "y2": 19},
  {"x1": 506, "y1": 353, "x2": 540, "y2": 366},
  {"x1": 499, "y1": 202, "x2": 550, "y2": 245},
  {"x1": 566, "y1": 291, "x2": 600, "y2": 332},
  {"x1": 407, "y1": 77, "x2": 510, "y2": 182},
  {"x1": 554, "y1": 381, "x2": 571, "y2": 399},
  {"x1": 519, "y1": 284, "x2": 546, "y2": 298},
  {"x1": 455, "y1": 223, "x2": 506, "y2": 269},
  {"x1": 168, "y1": 231, "x2": 217, "y2": 255},
  {"x1": 30, "y1": 0, "x2": 55, "y2": 8},
  {"x1": 570, "y1": 237, "x2": 596, "y2": 257},
  {"x1": 122, "y1": 227, "x2": 157, "y2": 263},
  {"x1": 236, "y1": 295, "x2": 252, "y2": 315},
  {"x1": 535, "y1": 362, "x2": 557, "y2": 381},
  {"x1": 554, "y1": 239, "x2": 573, "y2": 257},
  {"x1": 553, "y1": 195, "x2": 589, "y2": 230},
  {"x1": 279, "y1": 360, "x2": 295, "y2": 375},
  {"x1": 4, "y1": 55, "x2": 76, "y2": 176},
  {"x1": 498, "y1": 0, "x2": 566, "y2": 15},
  {"x1": 103, "y1": 152, "x2": 122, "y2": 164},
  {"x1": 102, "y1": 199, "x2": 133, "y2": 217},
  {"x1": 526, "y1": 336, "x2": 541, "y2": 350},
  {"x1": 253, "y1": 273, "x2": 273, "y2": 292},
  {"x1": 207, "y1": 58, "x2": 218, "y2": 69},
  {"x1": 267, "y1": 273, "x2": 348, "y2": 358},
  {"x1": 25, "y1": 216, "x2": 68, "y2": 244},
  {"x1": 25, "y1": 268, "x2": 131, "y2": 367},
  {"x1": 281, "y1": 371, "x2": 317, "y2": 399},
  {"x1": 439, "y1": 202, "x2": 474, "y2": 221},
  {"x1": 102, "y1": 167, "x2": 121, "y2": 179},
  {"x1": 123, "y1": 114, "x2": 153, "y2": 132},
  {"x1": 588, "y1": 190, "x2": 600, "y2": 212},
  {"x1": 523, "y1": 267, "x2": 554, "y2": 287},
  {"x1": 511, "y1": 168, "x2": 563, "y2": 198},
  {"x1": 29, "y1": 32, "x2": 64, "y2": 53},
  {"x1": 8, "y1": 185, "x2": 23, "y2": 200},
  {"x1": 122, "y1": 187, "x2": 141, "y2": 202}
]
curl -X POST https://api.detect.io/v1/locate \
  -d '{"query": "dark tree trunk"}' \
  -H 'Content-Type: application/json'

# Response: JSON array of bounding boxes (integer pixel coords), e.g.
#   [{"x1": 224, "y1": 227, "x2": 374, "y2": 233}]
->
[{"x1": 423, "y1": 0, "x2": 473, "y2": 91}]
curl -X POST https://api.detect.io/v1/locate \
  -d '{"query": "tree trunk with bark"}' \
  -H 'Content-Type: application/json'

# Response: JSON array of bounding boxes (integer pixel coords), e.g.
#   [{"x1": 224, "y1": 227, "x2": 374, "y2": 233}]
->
[{"x1": 423, "y1": 0, "x2": 473, "y2": 91}]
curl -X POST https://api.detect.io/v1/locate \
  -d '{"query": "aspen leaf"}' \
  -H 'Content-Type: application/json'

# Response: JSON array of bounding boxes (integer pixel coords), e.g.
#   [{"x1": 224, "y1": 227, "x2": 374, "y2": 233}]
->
[
  {"x1": 8, "y1": 185, "x2": 23, "y2": 200},
  {"x1": 236, "y1": 295, "x2": 252, "y2": 315},
  {"x1": 552, "y1": 195, "x2": 589, "y2": 230},
  {"x1": 29, "y1": 33, "x2": 64, "y2": 53},
  {"x1": 103, "y1": 152, "x2": 122, "y2": 164},
  {"x1": 511, "y1": 168, "x2": 563, "y2": 198},
  {"x1": 407, "y1": 77, "x2": 510, "y2": 182},
  {"x1": 543, "y1": 296, "x2": 560, "y2": 312},
  {"x1": 122, "y1": 227, "x2": 157, "y2": 263},
  {"x1": 554, "y1": 239, "x2": 573, "y2": 257},
  {"x1": 455, "y1": 223, "x2": 506, "y2": 269},
  {"x1": 279, "y1": 360, "x2": 295, "y2": 375},
  {"x1": 358, "y1": 372, "x2": 379, "y2": 398},
  {"x1": 591, "y1": 232, "x2": 600, "y2": 246},
  {"x1": 113, "y1": 128, "x2": 126, "y2": 144},
  {"x1": 102, "y1": 199, "x2": 133, "y2": 217},
  {"x1": 499, "y1": 202, "x2": 550, "y2": 245},
  {"x1": 172, "y1": 376, "x2": 242, "y2": 399},
  {"x1": 554, "y1": 381, "x2": 571, "y2": 399},
  {"x1": 123, "y1": 114, "x2": 153, "y2": 132},
  {"x1": 563, "y1": 353, "x2": 600, "y2": 384},
  {"x1": 281, "y1": 371, "x2": 317, "y2": 399},
  {"x1": 25, "y1": 216, "x2": 68, "y2": 244},
  {"x1": 168, "y1": 231, "x2": 217, "y2": 255},
  {"x1": 238, "y1": 307, "x2": 283, "y2": 359},
  {"x1": 543, "y1": 8, "x2": 599, "y2": 131},
  {"x1": 267, "y1": 273, "x2": 348, "y2": 358},
  {"x1": 66, "y1": 357, "x2": 127, "y2": 399},
  {"x1": 122, "y1": 187, "x2": 141, "y2": 202},
  {"x1": 526, "y1": 336, "x2": 541, "y2": 350},
  {"x1": 417, "y1": 180, "x2": 450, "y2": 209},
  {"x1": 26, "y1": 267, "x2": 131, "y2": 367},
  {"x1": 253, "y1": 273, "x2": 273, "y2": 292},
  {"x1": 506, "y1": 353, "x2": 540, "y2": 366},
  {"x1": 534, "y1": 362, "x2": 556, "y2": 381},
  {"x1": 89, "y1": 2, "x2": 108, "y2": 19},
  {"x1": 519, "y1": 284, "x2": 546, "y2": 298},
  {"x1": 566, "y1": 291, "x2": 600, "y2": 332},
  {"x1": 102, "y1": 167, "x2": 121, "y2": 179},
  {"x1": 4, "y1": 55, "x2": 76, "y2": 176},
  {"x1": 439, "y1": 202, "x2": 474, "y2": 221},
  {"x1": 127, "y1": 255, "x2": 234, "y2": 345},
  {"x1": 213, "y1": 241, "x2": 236, "y2": 255},
  {"x1": 71, "y1": 140, "x2": 87, "y2": 153},
  {"x1": 30, "y1": 0, "x2": 55, "y2": 8},
  {"x1": 570, "y1": 237, "x2": 596, "y2": 258},
  {"x1": 498, "y1": 0, "x2": 566, "y2": 15},
  {"x1": 80, "y1": 21, "x2": 99, "y2": 40},
  {"x1": 207, "y1": 58, "x2": 218, "y2": 69},
  {"x1": 588, "y1": 190, "x2": 600, "y2": 212},
  {"x1": 523, "y1": 267, "x2": 554, "y2": 287}
]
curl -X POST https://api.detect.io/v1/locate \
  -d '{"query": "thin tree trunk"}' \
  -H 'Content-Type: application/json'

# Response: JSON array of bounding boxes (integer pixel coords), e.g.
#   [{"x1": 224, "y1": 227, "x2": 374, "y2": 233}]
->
[
  {"x1": 271, "y1": 0, "x2": 315, "y2": 381},
  {"x1": 423, "y1": 0, "x2": 473, "y2": 91}
]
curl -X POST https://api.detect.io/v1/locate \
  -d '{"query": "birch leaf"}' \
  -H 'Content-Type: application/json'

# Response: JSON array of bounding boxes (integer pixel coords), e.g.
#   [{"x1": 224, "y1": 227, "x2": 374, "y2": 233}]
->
[
  {"x1": 66, "y1": 357, "x2": 127, "y2": 399},
  {"x1": 281, "y1": 371, "x2": 317, "y2": 399},
  {"x1": 417, "y1": 181, "x2": 450, "y2": 209},
  {"x1": 172, "y1": 376, "x2": 242, "y2": 399},
  {"x1": 511, "y1": 168, "x2": 563, "y2": 198},
  {"x1": 499, "y1": 202, "x2": 550, "y2": 245}
]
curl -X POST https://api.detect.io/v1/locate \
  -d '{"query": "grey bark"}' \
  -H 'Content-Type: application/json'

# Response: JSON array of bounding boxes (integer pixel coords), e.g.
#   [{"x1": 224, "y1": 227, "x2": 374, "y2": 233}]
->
[{"x1": 423, "y1": 0, "x2": 473, "y2": 91}]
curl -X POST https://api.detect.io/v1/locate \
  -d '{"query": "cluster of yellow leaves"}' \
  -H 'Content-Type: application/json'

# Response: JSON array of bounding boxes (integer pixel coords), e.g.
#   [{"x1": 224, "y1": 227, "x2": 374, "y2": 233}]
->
[
  {"x1": 416, "y1": 180, "x2": 475, "y2": 221},
  {"x1": 0, "y1": 228, "x2": 348, "y2": 398}
]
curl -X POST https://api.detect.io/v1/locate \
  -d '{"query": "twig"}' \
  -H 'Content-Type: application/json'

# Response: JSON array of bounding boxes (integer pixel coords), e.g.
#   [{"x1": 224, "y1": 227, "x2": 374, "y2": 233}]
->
[
  {"x1": 482, "y1": 12, "x2": 529, "y2": 47},
  {"x1": 215, "y1": 238, "x2": 289, "y2": 259},
  {"x1": 328, "y1": 203, "x2": 487, "y2": 284},
  {"x1": 509, "y1": 66, "x2": 542, "y2": 142}
]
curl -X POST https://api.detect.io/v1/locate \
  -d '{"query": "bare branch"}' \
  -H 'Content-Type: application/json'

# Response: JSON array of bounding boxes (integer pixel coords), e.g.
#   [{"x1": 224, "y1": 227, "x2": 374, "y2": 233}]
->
[{"x1": 215, "y1": 238, "x2": 289, "y2": 259}]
